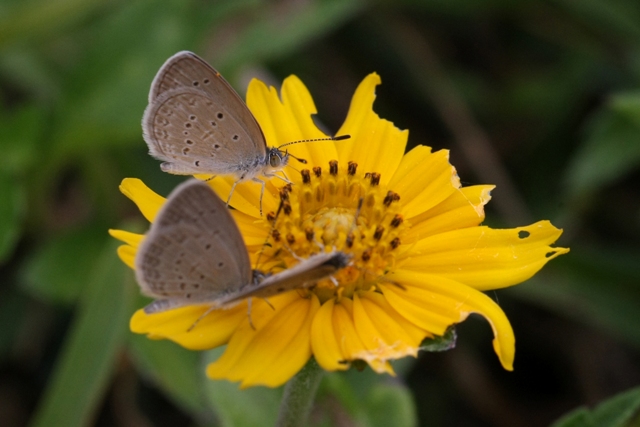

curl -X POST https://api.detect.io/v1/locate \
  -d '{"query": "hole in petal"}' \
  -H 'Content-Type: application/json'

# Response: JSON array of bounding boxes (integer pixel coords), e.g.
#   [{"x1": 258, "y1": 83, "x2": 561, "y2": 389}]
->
[{"x1": 518, "y1": 230, "x2": 530, "y2": 239}]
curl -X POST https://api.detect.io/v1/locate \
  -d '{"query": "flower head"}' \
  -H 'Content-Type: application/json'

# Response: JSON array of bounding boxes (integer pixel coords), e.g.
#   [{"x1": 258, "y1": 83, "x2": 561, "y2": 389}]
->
[{"x1": 110, "y1": 73, "x2": 568, "y2": 388}]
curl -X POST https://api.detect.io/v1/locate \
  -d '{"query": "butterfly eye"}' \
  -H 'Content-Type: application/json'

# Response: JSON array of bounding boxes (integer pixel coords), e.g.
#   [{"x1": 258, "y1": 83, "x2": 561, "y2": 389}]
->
[{"x1": 270, "y1": 152, "x2": 282, "y2": 168}]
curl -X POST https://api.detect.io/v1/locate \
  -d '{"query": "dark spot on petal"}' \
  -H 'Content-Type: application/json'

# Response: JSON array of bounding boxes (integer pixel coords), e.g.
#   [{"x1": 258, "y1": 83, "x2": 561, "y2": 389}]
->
[{"x1": 518, "y1": 230, "x2": 530, "y2": 239}]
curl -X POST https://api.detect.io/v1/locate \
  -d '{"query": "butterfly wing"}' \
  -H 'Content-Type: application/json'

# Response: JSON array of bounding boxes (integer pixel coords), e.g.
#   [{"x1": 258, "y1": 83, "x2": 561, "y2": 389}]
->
[
  {"x1": 143, "y1": 51, "x2": 267, "y2": 175},
  {"x1": 218, "y1": 251, "x2": 351, "y2": 305},
  {"x1": 134, "y1": 179, "x2": 253, "y2": 313}
]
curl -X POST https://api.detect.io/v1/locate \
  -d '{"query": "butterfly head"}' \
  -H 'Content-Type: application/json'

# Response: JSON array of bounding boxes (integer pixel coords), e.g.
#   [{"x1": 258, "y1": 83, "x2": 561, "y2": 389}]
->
[{"x1": 266, "y1": 147, "x2": 290, "y2": 173}]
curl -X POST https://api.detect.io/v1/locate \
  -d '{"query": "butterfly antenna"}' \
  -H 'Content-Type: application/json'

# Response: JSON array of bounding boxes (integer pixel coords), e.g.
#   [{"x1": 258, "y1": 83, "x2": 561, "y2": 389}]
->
[
  {"x1": 277, "y1": 134, "x2": 350, "y2": 150},
  {"x1": 286, "y1": 151, "x2": 308, "y2": 164}
]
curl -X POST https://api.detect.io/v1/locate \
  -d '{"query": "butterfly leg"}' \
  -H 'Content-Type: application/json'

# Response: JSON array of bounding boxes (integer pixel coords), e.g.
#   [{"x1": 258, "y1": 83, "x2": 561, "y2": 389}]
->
[
  {"x1": 251, "y1": 178, "x2": 266, "y2": 216},
  {"x1": 281, "y1": 243, "x2": 305, "y2": 261},
  {"x1": 272, "y1": 173, "x2": 292, "y2": 184},
  {"x1": 226, "y1": 179, "x2": 241, "y2": 207},
  {"x1": 187, "y1": 306, "x2": 218, "y2": 332},
  {"x1": 247, "y1": 298, "x2": 256, "y2": 330}
]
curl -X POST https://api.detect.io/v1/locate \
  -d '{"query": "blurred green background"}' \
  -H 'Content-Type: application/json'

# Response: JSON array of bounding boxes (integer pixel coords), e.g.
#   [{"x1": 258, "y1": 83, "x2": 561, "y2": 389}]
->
[{"x1": 1, "y1": 0, "x2": 639, "y2": 426}]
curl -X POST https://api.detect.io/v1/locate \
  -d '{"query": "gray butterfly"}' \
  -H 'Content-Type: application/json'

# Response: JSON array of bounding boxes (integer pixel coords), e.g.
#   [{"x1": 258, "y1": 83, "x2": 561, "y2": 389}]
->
[
  {"x1": 142, "y1": 51, "x2": 348, "y2": 215},
  {"x1": 135, "y1": 179, "x2": 350, "y2": 315}
]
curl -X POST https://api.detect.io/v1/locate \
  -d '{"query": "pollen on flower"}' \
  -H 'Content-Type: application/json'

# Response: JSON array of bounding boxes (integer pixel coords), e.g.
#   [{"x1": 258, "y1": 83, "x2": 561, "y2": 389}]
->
[{"x1": 260, "y1": 160, "x2": 409, "y2": 304}]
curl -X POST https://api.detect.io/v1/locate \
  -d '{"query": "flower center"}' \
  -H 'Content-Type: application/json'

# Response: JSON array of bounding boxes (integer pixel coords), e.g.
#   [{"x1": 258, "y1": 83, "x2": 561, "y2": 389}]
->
[{"x1": 260, "y1": 160, "x2": 407, "y2": 303}]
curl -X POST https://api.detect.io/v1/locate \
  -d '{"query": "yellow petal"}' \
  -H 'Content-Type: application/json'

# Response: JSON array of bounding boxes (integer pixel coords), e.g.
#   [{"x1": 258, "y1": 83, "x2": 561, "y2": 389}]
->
[
  {"x1": 109, "y1": 229, "x2": 144, "y2": 247},
  {"x1": 382, "y1": 270, "x2": 515, "y2": 370},
  {"x1": 388, "y1": 148, "x2": 460, "y2": 218},
  {"x1": 116, "y1": 245, "x2": 137, "y2": 269},
  {"x1": 130, "y1": 304, "x2": 247, "y2": 350},
  {"x1": 404, "y1": 185, "x2": 495, "y2": 243},
  {"x1": 247, "y1": 77, "x2": 332, "y2": 179},
  {"x1": 119, "y1": 178, "x2": 165, "y2": 222},
  {"x1": 207, "y1": 293, "x2": 318, "y2": 388},
  {"x1": 109, "y1": 230, "x2": 143, "y2": 270},
  {"x1": 247, "y1": 79, "x2": 293, "y2": 148},
  {"x1": 229, "y1": 209, "x2": 270, "y2": 247},
  {"x1": 352, "y1": 292, "x2": 423, "y2": 362},
  {"x1": 311, "y1": 298, "x2": 348, "y2": 372},
  {"x1": 336, "y1": 73, "x2": 407, "y2": 185},
  {"x1": 281, "y1": 75, "x2": 338, "y2": 167},
  {"x1": 400, "y1": 220, "x2": 569, "y2": 290},
  {"x1": 312, "y1": 297, "x2": 394, "y2": 375}
]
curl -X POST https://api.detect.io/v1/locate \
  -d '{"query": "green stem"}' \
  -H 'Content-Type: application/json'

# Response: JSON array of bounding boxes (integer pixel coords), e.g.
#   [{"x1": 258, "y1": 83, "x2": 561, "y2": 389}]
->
[{"x1": 276, "y1": 358, "x2": 324, "y2": 427}]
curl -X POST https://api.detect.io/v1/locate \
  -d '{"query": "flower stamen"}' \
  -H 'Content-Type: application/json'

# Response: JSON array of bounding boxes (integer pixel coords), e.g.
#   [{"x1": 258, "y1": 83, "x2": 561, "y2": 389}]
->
[{"x1": 259, "y1": 160, "x2": 409, "y2": 304}]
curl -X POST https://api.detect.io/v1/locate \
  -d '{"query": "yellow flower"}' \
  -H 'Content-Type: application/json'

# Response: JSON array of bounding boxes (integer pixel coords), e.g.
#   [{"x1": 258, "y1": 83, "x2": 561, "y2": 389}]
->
[{"x1": 110, "y1": 73, "x2": 569, "y2": 388}]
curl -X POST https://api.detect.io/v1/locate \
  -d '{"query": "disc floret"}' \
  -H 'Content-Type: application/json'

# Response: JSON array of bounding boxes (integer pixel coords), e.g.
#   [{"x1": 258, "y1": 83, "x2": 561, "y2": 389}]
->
[{"x1": 262, "y1": 160, "x2": 408, "y2": 303}]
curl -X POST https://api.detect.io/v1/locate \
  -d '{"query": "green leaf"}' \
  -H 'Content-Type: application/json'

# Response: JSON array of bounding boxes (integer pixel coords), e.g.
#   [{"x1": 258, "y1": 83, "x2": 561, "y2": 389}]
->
[
  {"x1": 0, "y1": 289, "x2": 28, "y2": 361},
  {"x1": 420, "y1": 326, "x2": 457, "y2": 352},
  {"x1": 128, "y1": 328, "x2": 209, "y2": 417},
  {"x1": 202, "y1": 348, "x2": 282, "y2": 427},
  {"x1": 0, "y1": 172, "x2": 25, "y2": 263},
  {"x1": 49, "y1": 0, "x2": 255, "y2": 159},
  {"x1": 0, "y1": 104, "x2": 43, "y2": 174},
  {"x1": 21, "y1": 225, "x2": 109, "y2": 305},
  {"x1": 564, "y1": 92, "x2": 640, "y2": 201},
  {"x1": 507, "y1": 245, "x2": 640, "y2": 349},
  {"x1": 550, "y1": 386, "x2": 640, "y2": 427},
  {"x1": 364, "y1": 383, "x2": 417, "y2": 427},
  {"x1": 218, "y1": 0, "x2": 366, "y2": 73},
  {"x1": 320, "y1": 368, "x2": 417, "y2": 427},
  {"x1": 0, "y1": 0, "x2": 113, "y2": 48},
  {"x1": 29, "y1": 240, "x2": 136, "y2": 427}
]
